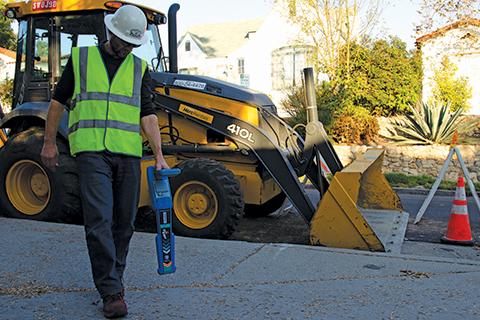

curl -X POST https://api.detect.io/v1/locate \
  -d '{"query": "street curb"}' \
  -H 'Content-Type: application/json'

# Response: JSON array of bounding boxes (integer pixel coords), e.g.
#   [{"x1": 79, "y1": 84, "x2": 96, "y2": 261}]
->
[
  {"x1": 267, "y1": 242, "x2": 480, "y2": 267},
  {"x1": 304, "y1": 184, "x2": 455, "y2": 196}
]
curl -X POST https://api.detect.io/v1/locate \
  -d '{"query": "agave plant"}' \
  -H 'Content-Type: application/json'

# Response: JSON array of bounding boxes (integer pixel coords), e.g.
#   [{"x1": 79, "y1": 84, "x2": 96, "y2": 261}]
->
[{"x1": 385, "y1": 103, "x2": 476, "y2": 145}]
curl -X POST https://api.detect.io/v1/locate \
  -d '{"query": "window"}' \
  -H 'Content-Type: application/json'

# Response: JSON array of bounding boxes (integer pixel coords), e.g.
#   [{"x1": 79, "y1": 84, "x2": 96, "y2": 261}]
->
[
  {"x1": 17, "y1": 20, "x2": 27, "y2": 73},
  {"x1": 13, "y1": 20, "x2": 27, "y2": 106},
  {"x1": 32, "y1": 18, "x2": 50, "y2": 81},
  {"x1": 132, "y1": 24, "x2": 163, "y2": 72},
  {"x1": 185, "y1": 40, "x2": 191, "y2": 52},
  {"x1": 59, "y1": 33, "x2": 99, "y2": 70},
  {"x1": 55, "y1": 14, "x2": 105, "y2": 76},
  {"x1": 271, "y1": 46, "x2": 314, "y2": 90},
  {"x1": 238, "y1": 58, "x2": 245, "y2": 75}
]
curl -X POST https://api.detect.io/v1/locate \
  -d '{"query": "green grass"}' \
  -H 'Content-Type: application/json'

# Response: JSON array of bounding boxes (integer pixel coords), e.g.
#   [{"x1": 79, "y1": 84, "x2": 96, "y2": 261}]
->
[{"x1": 385, "y1": 172, "x2": 480, "y2": 191}]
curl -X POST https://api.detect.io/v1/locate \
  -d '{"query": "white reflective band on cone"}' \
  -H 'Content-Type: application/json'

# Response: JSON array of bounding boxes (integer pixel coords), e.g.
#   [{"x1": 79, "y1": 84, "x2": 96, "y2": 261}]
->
[
  {"x1": 451, "y1": 204, "x2": 468, "y2": 215},
  {"x1": 455, "y1": 187, "x2": 467, "y2": 201}
]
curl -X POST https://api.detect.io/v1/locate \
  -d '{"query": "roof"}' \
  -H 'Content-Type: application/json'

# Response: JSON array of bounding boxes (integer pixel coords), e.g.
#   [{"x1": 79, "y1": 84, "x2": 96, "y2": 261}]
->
[
  {"x1": 179, "y1": 18, "x2": 264, "y2": 58},
  {"x1": 0, "y1": 47, "x2": 16, "y2": 59},
  {"x1": 416, "y1": 18, "x2": 480, "y2": 44}
]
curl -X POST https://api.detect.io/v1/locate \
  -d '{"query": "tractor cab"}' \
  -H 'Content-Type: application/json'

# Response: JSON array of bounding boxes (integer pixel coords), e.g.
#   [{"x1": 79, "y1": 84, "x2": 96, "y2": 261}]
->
[{"x1": 4, "y1": 0, "x2": 167, "y2": 109}]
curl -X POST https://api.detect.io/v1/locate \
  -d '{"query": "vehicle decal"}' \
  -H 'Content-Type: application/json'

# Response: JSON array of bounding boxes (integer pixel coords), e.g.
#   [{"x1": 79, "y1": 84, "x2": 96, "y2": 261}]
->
[
  {"x1": 173, "y1": 79, "x2": 207, "y2": 91},
  {"x1": 32, "y1": 0, "x2": 57, "y2": 11},
  {"x1": 226, "y1": 124, "x2": 255, "y2": 143},
  {"x1": 179, "y1": 104, "x2": 214, "y2": 124}
]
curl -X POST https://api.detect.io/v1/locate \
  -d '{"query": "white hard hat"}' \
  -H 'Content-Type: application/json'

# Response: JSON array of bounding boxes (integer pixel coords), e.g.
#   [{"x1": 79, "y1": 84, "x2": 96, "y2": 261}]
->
[{"x1": 104, "y1": 5, "x2": 148, "y2": 46}]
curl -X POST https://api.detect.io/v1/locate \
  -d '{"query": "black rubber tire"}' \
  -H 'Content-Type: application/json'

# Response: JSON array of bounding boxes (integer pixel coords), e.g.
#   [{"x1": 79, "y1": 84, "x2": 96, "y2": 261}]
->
[
  {"x1": 244, "y1": 192, "x2": 287, "y2": 218},
  {"x1": 0, "y1": 127, "x2": 82, "y2": 223},
  {"x1": 171, "y1": 158, "x2": 244, "y2": 239}
]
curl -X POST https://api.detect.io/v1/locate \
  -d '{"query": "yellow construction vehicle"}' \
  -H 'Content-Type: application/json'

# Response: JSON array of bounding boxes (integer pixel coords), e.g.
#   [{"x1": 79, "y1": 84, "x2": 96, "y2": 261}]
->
[{"x1": 0, "y1": 0, "x2": 408, "y2": 251}]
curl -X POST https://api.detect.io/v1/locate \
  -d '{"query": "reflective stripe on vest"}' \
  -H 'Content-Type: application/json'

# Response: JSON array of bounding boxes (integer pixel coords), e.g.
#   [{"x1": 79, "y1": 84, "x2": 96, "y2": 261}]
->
[{"x1": 68, "y1": 46, "x2": 146, "y2": 157}]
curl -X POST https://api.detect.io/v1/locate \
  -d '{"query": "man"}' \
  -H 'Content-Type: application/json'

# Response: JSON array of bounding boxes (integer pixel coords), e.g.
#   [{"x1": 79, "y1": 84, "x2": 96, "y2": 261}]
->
[{"x1": 40, "y1": 5, "x2": 168, "y2": 319}]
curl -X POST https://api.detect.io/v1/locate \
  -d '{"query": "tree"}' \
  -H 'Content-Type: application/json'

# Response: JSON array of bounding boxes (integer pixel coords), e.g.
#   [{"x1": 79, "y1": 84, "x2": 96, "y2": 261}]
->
[
  {"x1": 0, "y1": 0, "x2": 16, "y2": 50},
  {"x1": 339, "y1": 36, "x2": 423, "y2": 116},
  {"x1": 416, "y1": 0, "x2": 480, "y2": 35},
  {"x1": 275, "y1": 0, "x2": 386, "y2": 81},
  {"x1": 282, "y1": 37, "x2": 422, "y2": 127},
  {"x1": 36, "y1": 40, "x2": 48, "y2": 60},
  {"x1": 430, "y1": 56, "x2": 472, "y2": 112}
]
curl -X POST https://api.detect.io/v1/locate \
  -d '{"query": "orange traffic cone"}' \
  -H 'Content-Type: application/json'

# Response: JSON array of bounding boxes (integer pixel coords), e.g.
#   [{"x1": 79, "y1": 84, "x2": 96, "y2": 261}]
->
[{"x1": 441, "y1": 176, "x2": 474, "y2": 246}]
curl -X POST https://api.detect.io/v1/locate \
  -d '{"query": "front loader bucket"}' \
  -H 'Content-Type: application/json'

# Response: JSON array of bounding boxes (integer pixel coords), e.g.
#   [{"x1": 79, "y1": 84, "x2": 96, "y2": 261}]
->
[{"x1": 310, "y1": 149, "x2": 409, "y2": 252}]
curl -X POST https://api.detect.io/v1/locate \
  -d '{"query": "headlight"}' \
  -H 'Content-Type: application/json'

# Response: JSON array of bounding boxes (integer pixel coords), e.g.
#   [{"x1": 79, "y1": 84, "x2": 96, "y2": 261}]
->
[
  {"x1": 5, "y1": 9, "x2": 16, "y2": 19},
  {"x1": 154, "y1": 14, "x2": 167, "y2": 25}
]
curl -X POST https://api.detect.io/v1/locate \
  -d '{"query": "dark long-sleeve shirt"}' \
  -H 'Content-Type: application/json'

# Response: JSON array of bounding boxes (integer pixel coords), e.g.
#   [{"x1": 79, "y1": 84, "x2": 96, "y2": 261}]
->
[{"x1": 52, "y1": 45, "x2": 156, "y2": 118}]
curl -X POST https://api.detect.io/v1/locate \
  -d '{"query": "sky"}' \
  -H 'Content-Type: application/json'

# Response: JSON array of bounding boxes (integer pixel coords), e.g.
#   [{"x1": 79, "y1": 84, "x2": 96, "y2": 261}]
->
[{"x1": 131, "y1": 0, "x2": 422, "y2": 49}]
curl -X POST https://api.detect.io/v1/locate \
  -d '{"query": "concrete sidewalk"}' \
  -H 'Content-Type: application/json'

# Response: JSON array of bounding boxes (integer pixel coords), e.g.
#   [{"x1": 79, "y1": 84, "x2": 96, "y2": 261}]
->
[{"x1": 1, "y1": 218, "x2": 480, "y2": 320}]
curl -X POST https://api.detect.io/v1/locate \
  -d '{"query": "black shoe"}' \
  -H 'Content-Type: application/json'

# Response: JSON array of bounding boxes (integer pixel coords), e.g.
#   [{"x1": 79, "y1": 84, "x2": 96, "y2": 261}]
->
[{"x1": 103, "y1": 293, "x2": 128, "y2": 319}]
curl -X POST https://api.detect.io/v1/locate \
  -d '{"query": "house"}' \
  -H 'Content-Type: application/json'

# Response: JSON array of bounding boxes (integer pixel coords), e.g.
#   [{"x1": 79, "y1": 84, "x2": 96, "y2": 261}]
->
[
  {"x1": 0, "y1": 47, "x2": 16, "y2": 81},
  {"x1": 177, "y1": 18, "x2": 264, "y2": 80},
  {"x1": 416, "y1": 19, "x2": 480, "y2": 115},
  {"x1": 177, "y1": 10, "x2": 312, "y2": 117}
]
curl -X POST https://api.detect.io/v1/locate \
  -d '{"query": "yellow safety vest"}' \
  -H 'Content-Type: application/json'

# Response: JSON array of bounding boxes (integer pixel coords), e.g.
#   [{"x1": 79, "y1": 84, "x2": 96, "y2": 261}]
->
[{"x1": 68, "y1": 46, "x2": 147, "y2": 157}]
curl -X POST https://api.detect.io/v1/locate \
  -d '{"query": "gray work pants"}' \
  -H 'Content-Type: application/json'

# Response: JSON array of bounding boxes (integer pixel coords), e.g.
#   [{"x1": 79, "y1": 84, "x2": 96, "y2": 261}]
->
[{"x1": 76, "y1": 151, "x2": 140, "y2": 298}]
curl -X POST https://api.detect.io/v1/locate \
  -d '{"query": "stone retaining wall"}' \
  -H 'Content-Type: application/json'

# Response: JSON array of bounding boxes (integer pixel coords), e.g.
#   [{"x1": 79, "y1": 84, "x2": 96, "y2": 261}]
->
[{"x1": 334, "y1": 145, "x2": 480, "y2": 182}]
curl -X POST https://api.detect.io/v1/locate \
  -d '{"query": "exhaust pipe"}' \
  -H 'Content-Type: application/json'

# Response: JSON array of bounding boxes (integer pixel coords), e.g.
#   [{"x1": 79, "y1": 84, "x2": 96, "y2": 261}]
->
[
  {"x1": 168, "y1": 4, "x2": 180, "y2": 73},
  {"x1": 301, "y1": 67, "x2": 343, "y2": 175},
  {"x1": 303, "y1": 67, "x2": 318, "y2": 123}
]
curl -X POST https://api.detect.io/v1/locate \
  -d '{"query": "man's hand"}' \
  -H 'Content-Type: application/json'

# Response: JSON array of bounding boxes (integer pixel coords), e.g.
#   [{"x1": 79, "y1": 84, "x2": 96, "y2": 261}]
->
[
  {"x1": 41, "y1": 142, "x2": 59, "y2": 171},
  {"x1": 155, "y1": 154, "x2": 170, "y2": 171}
]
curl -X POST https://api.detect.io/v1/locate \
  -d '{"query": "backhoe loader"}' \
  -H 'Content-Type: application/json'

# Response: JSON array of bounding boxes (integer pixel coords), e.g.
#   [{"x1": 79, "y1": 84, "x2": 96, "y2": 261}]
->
[{"x1": 0, "y1": 0, "x2": 409, "y2": 251}]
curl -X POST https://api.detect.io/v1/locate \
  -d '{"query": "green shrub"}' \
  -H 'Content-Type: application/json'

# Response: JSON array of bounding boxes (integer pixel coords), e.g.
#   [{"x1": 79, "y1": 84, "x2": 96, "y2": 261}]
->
[
  {"x1": 281, "y1": 81, "x2": 348, "y2": 131},
  {"x1": 282, "y1": 37, "x2": 422, "y2": 144},
  {"x1": 385, "y1": 103, "x2": 476, "y2": 145},
  {"x1": 329, "y1": 105, "x2": 379, "y2": 144},
  {"x1": 0, "y1": 78, "x2": 13, "y2": 112},
  {"x1": 336, "y1": 37, "x2": 422, "y2": 116},
  {"x1": 281, "y1": 83, "x2": 380, "y2": 144},
  {"x1": 281, "y1": 37, "x2": 421, "y2": 145}
]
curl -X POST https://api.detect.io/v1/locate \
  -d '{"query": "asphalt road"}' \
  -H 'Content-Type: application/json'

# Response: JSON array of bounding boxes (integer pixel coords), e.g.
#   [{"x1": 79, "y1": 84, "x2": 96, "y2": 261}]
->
[
  {"x1": 401, "y1": 193, "x2": 480, "y2": 243},
  {"x1": 230, "y1": 190, "x2": 480, "y2": 245}
]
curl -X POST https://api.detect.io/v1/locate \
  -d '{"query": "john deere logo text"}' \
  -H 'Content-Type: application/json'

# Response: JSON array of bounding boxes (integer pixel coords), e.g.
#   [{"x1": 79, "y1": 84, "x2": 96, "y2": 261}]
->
[{"x1": 179, "y1": 105, "x2": 214, "y2": 124}]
